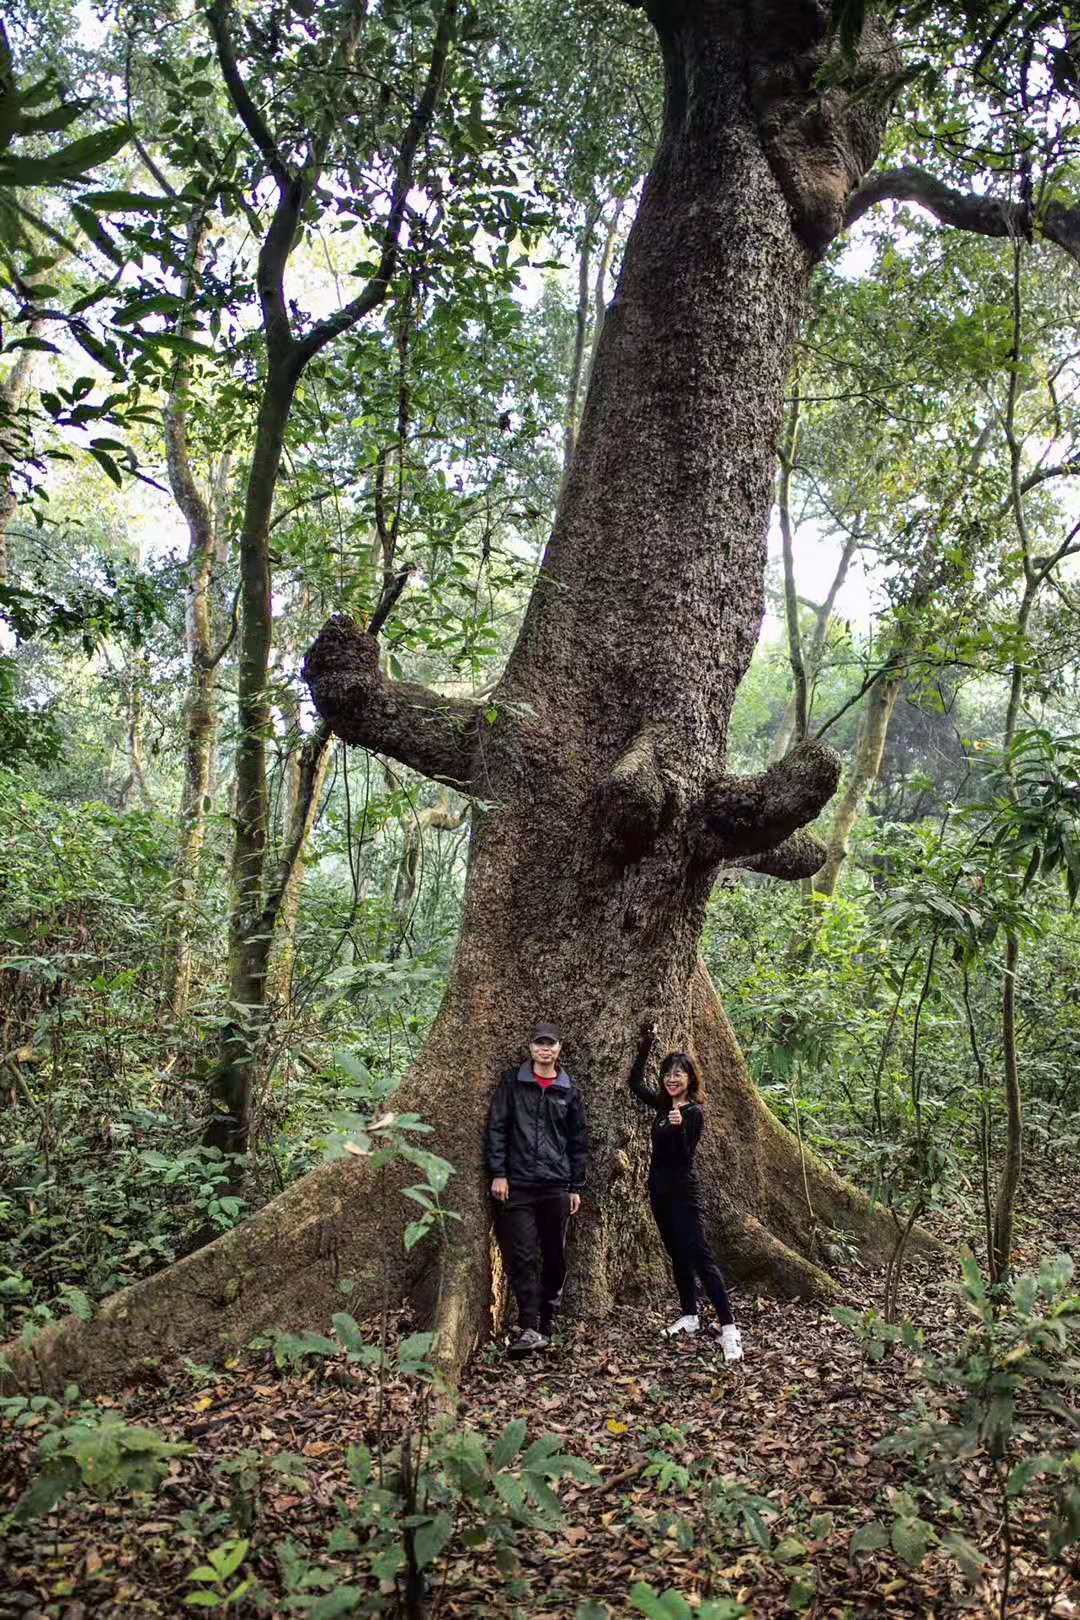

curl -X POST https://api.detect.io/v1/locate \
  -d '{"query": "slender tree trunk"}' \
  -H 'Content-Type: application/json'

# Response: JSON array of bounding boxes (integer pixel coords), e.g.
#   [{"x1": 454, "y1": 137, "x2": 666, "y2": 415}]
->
[
  {"x1": 562, "y1": 201, "x2": 601, "y2": 478},
  {"x1": 206, "y1": 373, "x2": 298, "y2": 1154},
  {"x1": 117, "y1": 674, "x2": 153, "y2": 810},
  {"x1": 814, "y1": 668, "x2": 902, "y2": 897},
  {"x1": 811, "y1": 418, "x2": 993, "y2": 893},
  {"x1": 265, "y1": 719, "x2": 335, "y2": 1011},
  {"x1": 0, "y1": 326, "x2": 45, "y2": 586},
  {"x1": 391, "y1": 791, "x2": 467, "y2": 940},
  {"x1": 202, "y1": 0, "x2": 456, "y2": 1157},
  {"x1": 769, "y1": 530, "x2": 858, "y2": 763},
  {"x1": 991, "y1": 928, "x2": 1021, "y2": 1282},
  {"x1": 992, "y1": 244, "x2": 1032, "y2": 1281},
  {"x1": 162, "y1": 216, "x2": 222, "y2": 1023},
  {"x1": 3, "y1": 3, "x2": 910, "y2": 1396},
  {"x1": 582, "y1": 198, "x2": 626, "y2": 404},
  {"x1": 777, "y1": 389, "x2": 807, "y2": 747}
]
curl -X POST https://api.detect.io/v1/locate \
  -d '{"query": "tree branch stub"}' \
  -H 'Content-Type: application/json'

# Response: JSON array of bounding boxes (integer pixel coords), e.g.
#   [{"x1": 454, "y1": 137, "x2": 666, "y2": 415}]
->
[
  {"x1": 694, "y1": 740, "x2": 841, "y2": 867},
  {"x1": 302, "y1": 614, "x2": 480, "y2": 791},
  {"x1": 599, "y1": 726, "x2": 673, "y2": 862},
  {"x1": 727, "y1": 829, "x2": 829, "y2": 881}
]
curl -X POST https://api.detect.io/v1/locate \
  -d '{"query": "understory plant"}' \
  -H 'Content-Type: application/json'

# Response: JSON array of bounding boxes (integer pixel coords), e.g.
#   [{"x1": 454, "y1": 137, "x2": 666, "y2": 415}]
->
[{"x1": 844, "y1": 1251, "x2": 1080, "y2": 1614}]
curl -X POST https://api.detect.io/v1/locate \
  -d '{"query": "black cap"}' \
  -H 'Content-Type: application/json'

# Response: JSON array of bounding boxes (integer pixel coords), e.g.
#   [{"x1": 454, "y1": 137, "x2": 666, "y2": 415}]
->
[{"x1": 532, "y1": 1022, "x2": 561, "y2": 1043}]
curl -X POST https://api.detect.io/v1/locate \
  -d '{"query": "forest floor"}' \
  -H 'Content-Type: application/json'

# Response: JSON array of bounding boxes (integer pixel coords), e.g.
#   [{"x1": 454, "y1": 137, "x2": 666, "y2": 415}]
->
[{"x1": 2, "y1": 1159, "x2": 1079, "y2": 1620}]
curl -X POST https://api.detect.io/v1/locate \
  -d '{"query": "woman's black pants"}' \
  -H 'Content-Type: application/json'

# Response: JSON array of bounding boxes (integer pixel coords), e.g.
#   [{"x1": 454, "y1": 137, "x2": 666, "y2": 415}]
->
[{"x1": 649, "y1": 1177, "x2": 734, "y2": 1326}]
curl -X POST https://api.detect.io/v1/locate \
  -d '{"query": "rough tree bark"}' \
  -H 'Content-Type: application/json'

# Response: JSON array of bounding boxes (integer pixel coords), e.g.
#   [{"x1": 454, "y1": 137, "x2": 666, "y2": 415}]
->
[{"x1": 0, "y1": 2, "x2": 913, "y2": 1397}]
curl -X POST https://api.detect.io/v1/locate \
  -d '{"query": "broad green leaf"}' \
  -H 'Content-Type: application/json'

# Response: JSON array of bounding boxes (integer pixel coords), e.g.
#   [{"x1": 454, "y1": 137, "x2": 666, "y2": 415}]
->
[
  {"x1": 0, "y1": 125, "x2": 130, "y2": 184},
  {"x1": 941, "y1": 1531, "x2": 986, "y2": 1583},
  {"x1": 82, "y1": 190, "x2": 175, "y2": 213},
  {"x1": 412, "y1": 1511, "x2": 453, "y2": 1570},
  {"x1": 14, "y1": 1464, "x2": 76, "y2": 1522},
  {"x1": 398, "y1": 1331, "x2": 436, "y2": 1372},
  {"x1": 492, "y1": 1417, "x2": 527, "y2": 1469},
  {"x1": 492, "y1": 1471, "x2": 527, "y2": 1512},
  {"x1": 787, "y1": 1569, "x2": 817, "y2": 1611},
  {"x1": 849, "y1": 1520, "x2": 888, "y2": 1554},
  {"x1": 891, "y1": 1514, "x2": 934, "y2": 1567},
  {"x1": 211, "y1": 1540, "x2": 248, "y2": 1579},
  {"x1": 87, "y1": 446, "x2": 123, "y2": 488},
  {"x1": 306, "y1": 1592, "x2": 362, "y2": 1620}
]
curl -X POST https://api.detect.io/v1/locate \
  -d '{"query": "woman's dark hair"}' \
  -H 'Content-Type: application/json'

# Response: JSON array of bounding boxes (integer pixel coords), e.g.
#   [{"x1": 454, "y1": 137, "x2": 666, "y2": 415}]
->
[{"x1": 657, "y1": 1051, "x2": 704, "y2": 1102}]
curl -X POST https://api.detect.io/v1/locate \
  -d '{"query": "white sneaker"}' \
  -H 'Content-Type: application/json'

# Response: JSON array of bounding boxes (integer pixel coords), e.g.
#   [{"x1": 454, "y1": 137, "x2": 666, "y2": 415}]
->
[
  {"x1": 721, "y1": 1324, "x2": 744, "y2": 1363},
  {"x1": 664, "y1": 1314, "x2": 700, "y2": 1337}
]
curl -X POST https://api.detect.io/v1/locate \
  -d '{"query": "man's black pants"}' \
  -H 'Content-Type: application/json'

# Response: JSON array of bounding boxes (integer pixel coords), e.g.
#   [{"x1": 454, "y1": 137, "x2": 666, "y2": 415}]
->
[
  {"x1": 494, "y1": 1184, "x2": 570, "y2": 1332},
  {"x1": 649, "y1": 1178, "x2": 734, "y2": 1326}
]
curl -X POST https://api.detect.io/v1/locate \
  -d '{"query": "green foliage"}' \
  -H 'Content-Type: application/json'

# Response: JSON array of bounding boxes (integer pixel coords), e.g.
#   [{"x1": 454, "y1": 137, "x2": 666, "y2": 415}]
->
[
  {"x1": 0, "y1": 16, "x2": 130, "y2": 264},
  {"x1": 0, "y1": 655, "x2": 60, "y2": 765},
  {"x1": 183, "y1": 1538, "x2": 254, "y2": 1611},
  {"x1": 302, "y1": 1421, "x2": 596, "y2": 1616},
  {"x1": 2, "y1": 1391, "x2": 191, "y2": 1523},
  {"x1": 628, "y1": 1586, "x2": 747, "y2": 1620},
  {"x1": 842, "y1": 1251, "x2": 1080, "y2": 1586},
  {"x1": 832, "y1": 1305, "x2": 924, "y2": 1362}
]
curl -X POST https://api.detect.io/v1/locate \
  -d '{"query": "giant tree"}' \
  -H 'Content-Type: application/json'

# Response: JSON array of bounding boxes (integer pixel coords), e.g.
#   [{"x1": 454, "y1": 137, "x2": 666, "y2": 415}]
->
[{"x1": 11, "y1": 0, "x2": 1080, "y2": 1396}]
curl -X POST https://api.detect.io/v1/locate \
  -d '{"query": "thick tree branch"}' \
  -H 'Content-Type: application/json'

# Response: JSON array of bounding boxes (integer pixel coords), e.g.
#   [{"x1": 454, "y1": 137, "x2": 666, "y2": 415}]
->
[
  {"x1": 725, "y1": 830, "x2": 829, "y2": 882},
  {"x1": 294, "y1": 0, "x2": 457, "y2": 365},
  {"x1": 845, "y1": 165, "x2": 1080, "y2": 266},
  {"x1": 302, "y1": 614, "x2": 479, "y2": 790},
  {"x1": 207, "y1": 1, "x2": 290, "y2": 187},
  {"x1": 694, "y1": 740, "x2": 840, "y2": 863}
]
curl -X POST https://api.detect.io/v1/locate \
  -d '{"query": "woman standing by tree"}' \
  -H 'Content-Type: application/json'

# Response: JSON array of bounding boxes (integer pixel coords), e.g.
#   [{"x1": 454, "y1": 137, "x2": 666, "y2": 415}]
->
[{"x1": 630, "y1": 1024, "x2": 743, "y2": 1362}]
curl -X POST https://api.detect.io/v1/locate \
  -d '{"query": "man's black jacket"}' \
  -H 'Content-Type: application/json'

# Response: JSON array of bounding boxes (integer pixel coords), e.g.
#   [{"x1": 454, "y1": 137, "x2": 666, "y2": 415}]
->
[{"x1": 485, "y1": 1062, "x2": 588, "y2": 1191}]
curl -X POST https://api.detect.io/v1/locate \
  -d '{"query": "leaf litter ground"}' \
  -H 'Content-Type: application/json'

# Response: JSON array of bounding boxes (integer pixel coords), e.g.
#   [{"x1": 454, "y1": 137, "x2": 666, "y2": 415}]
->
[{"x1": 2, "y1": 1157, "x2": 1078, "y2": 1620}]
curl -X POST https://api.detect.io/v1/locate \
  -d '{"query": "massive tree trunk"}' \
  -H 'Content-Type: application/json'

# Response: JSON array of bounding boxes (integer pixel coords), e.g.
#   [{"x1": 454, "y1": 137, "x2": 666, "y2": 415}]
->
[{"x1": 1, "y1": 2, "x2": 907, "y2": 1396}]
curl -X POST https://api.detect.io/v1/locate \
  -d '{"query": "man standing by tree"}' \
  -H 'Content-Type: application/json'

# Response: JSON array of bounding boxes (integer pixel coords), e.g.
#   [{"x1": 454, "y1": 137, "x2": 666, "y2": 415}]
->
[{"x1": 486, "y1": 1024, "x2": 588, "y2": 1357}]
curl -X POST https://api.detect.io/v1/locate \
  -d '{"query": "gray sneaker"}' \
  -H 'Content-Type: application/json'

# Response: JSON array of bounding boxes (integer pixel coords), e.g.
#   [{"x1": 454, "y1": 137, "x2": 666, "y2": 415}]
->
[{"x1": 507, "y1": 1328, "x2": 549, "y2": 1358}]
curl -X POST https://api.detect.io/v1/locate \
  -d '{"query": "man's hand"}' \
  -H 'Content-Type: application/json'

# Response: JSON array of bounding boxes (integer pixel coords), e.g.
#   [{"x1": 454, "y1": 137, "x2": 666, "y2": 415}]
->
[
  {"x1": 569, "y1": 1192, "x2": 581, "y2": 1215},
  {"x1": 491, "y1": 1177, "x2": 509, "y2": 1201},
  {"x1": 667, "y1": 1105, "x2": 682, "y2": 1127}
]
